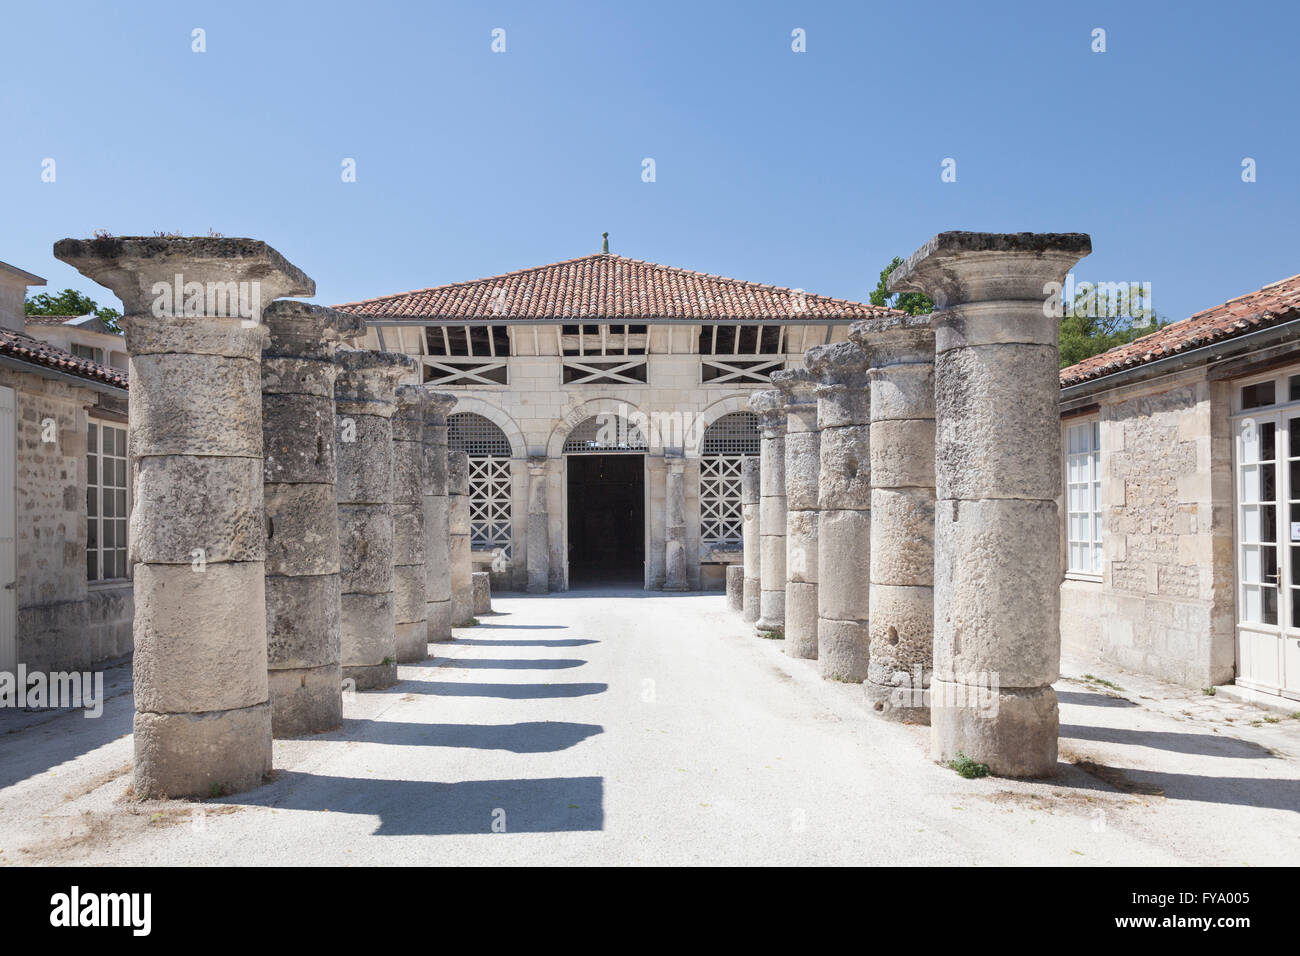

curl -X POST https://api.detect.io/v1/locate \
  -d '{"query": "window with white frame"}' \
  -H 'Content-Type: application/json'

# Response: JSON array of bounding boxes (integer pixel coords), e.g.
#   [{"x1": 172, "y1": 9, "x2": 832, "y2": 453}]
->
[
  {"x1": 1065, "y1": 419, "x2": 1102, "y2": 575},
  {"x1": 87, "y1": 420, "x2": 128, "y2": 581}
]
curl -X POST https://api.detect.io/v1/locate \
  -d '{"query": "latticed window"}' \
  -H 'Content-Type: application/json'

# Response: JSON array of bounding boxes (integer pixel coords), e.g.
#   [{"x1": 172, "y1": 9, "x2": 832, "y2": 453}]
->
[
  {"x1": 562, "y1": 415, "x2": 649, "y2": 453},
  {"x1": 448, "y1": 413, "x2": 513, "y2": 560},
  {"x1": 700, "y1": 412, "x2": 760, "y2": 548},
  {"x1": 699, "y1": 325, "x2": 786, "y2": 384}
]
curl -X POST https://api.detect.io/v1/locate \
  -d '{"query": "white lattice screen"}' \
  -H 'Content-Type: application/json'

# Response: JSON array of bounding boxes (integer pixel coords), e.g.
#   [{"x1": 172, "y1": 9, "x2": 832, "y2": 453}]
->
[
  {"x1": 700, "y1": 412, "x2": 760, "y2": 549},
  {"x1": 448, "y1": 413, "x2": 513, "y2": 560}
]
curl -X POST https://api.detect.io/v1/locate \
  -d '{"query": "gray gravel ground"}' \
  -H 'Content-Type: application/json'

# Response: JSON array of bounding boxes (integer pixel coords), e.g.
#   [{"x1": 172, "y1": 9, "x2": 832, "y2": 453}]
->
[{"x1": 1, "y1": 589, "x2": 1297, "y2": 865}]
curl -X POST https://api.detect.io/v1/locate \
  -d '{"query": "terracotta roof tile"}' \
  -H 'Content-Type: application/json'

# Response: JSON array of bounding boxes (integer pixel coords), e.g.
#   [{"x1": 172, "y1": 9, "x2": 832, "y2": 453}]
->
[
  {"x1": 334, "y1": 253, "x2": 899, "y2": 322},
  {"x1": 1060, "y1": 273, "x2": 1300, "y2": 387},
  {"x1": 0, "y1": 329, "x2": 127, "y2": 389}
]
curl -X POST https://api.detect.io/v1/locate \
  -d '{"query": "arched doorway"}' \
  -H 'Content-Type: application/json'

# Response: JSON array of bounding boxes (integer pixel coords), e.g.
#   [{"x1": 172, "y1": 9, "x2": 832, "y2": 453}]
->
[
  {"x1": 448, "y1": 412, "x2": 514, "y2": 581},
  {"x1": 562, "y1": 415, "x2": 648, "y2": 586}
]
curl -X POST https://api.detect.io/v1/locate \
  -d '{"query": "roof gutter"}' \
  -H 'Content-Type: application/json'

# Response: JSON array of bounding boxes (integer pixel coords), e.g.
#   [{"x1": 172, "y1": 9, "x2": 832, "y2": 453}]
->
[{"x1": 0, "y1": 354, "x2": 127, "y2": 397}]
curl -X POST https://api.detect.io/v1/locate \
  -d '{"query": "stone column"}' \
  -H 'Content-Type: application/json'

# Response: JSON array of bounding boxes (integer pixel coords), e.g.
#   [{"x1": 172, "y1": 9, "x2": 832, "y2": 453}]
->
[
  {"x1": 887, "y1": 231, "x2": 1091, "y2": 777},
  {"x1": 335, "y1": 348, "x2": 416, "y2": 689},
  {"x1": 850, "y1": 316, "x2": 936, "y2": 723},
  {"x1": 392, "y1": 386, "x2": 430, "y2": 662},
  {"x1": 449, "y1": 450, "x2": 474, "y2": 625},
  {"x1": 749, "y1": 390, "x2": 786, "y2": 636},
  {"x1": 806, "y1": 343, "x2": 871, "y2": 682},
  {"x1": 663, "y1": 453, "x2": 689, "y2": 591},
  {"x1": 772, "y1": 370, "x2": 820, "y2": 660},
  {"x1": 262, "y1": 300, "x2": 362, "y2": 737},
  {"x1": 54, "y1": 236, "x2": 313, "y2": 798},
  {"x1": 422, "y1": 393, "x2": 457, "y2": 642},
  {"x1": 725, "y1": 565, "x2": 744, "y2": 612},
  {"x1": 740, "y1": 457, "x2": 761, "y2": 622},
  {"x1": 526, "y1": 456, "x2": 549, "y2": 594}
]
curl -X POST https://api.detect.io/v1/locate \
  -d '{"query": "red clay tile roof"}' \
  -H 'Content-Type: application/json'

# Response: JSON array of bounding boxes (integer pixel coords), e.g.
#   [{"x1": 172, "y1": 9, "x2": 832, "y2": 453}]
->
[
  {"x1": 335, "y1": 253, "x2": 899, "y2": 321},
  {"x1": 22, "y1": 314, "x2": 82, "y2": 326},
  {"x1": 0, "y1": 329, "x2": 127, "y2": 389},
  {"x1": 1060, "y1": 273, "x2": 1300, "y2": 387}
]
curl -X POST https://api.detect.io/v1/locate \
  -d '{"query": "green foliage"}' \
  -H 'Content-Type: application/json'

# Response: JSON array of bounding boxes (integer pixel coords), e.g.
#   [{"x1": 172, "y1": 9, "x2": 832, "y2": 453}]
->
[
  {"x1": 869, "y1": 256, "x2": 934, "y2": 316},
  {"x1": 1058, "y1": 285, "x2": 1165, "y2": 369},
  {"x1": 24, "y1": 288, "x2": 122, "y2": 334},
  {"x1": 947, "y1": 752, "x2": 991, "y2": 779}
]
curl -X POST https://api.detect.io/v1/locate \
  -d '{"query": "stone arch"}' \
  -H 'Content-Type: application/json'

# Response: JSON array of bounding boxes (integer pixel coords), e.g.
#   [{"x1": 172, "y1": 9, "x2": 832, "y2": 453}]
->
[
  {"x1": 546, "y1": 397, "x2": 652, "y2": 458},
  {"x1": 447, "y1": 395, "x2": 527, "y2": 459},
  {"x1": 687, "y1": 394, "x2": 762, "y2": 458}
]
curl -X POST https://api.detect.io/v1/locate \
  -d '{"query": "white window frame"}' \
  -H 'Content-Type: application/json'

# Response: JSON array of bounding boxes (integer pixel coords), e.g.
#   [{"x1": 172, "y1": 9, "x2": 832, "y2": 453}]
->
[
  {"x1": 87, "y1": 419, "x2": 129, "y2": 583},
  {"x1": 1229, "y1": 363, "x2": 1300, "y2": 698},
  {"x1": 1063, "y1": 417, "x2": 1103, "y2": 580}
]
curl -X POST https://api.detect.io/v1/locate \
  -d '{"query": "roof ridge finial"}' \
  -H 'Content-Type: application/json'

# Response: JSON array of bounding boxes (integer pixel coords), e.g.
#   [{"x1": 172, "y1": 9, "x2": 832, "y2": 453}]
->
[{"x1": 601, "y1": 231, "x2": 609, "y2": 254}]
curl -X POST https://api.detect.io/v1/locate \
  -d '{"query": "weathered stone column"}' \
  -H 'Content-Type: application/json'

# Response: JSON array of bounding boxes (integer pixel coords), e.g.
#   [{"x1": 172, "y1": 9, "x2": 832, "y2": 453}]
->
[
  {"x1": 850, "y1": 316, "x2": 936, "y2": 722},
  {"x1": 392, "y1": 386, "x2": 430, "y2": 662},
  {"x1": 772, "y1": 370, "x2": 820, "y2": 660},
  {"x1": 725, "y1": 565, "x2": 744, "y2": 612},
  {"x1": 335, "y1": 348, "x2": 416, "y2": 689},
  {"x1": 740, "y1": 457, "x2": 761, "y2": 622},
  {"x1": 54, "y1": 235, "x2": 313, "y2": 798},
  {"x1": 526, "y1": 456, "x2": 549, "y2": 594},
  {"x1": 472, "y1": 571, "x2": 493, "y2": 615},
  {"x1": 262, "y1": 300, "x2": 362, "y2": 737},
  {"x1": 887, "y1": 231, "x2": 1091, "y2": 776},
  {"x1": 750, "y1": 390, "x2": 786, "y2": 636},
  {"x1": 663, "y1": 453, "x2": 689, "y2": 591},
  {"x1": 449, "y1": 450, "x2": 474, "y2": 625},
  {"x1": 806, "y1": 343, "x2": 871, "y2": 682},
  {"x1": 422, "y1": 393, "x2": 457, "y2": 642}
]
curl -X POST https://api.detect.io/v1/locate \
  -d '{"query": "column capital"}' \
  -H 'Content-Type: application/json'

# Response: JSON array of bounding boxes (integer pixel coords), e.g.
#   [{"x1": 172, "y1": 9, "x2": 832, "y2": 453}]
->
[
  {"x1": 54, "y1": 235, "x2": 314, "y2": 318},
  {"x1": 770, "y1": 368, "x2": 818, "y2": 407},
  {"x1": 848, "y1": 314, "x2": 936, "y2": 367},
  {"x1": 804, "y1": 341, "x2": 868, "y2": 388},
  {"x1": 665, "y1": 452, "x2": 686, "y2": 474},
  {"x1": 886, "y1": 231, "x2": 1091, "y2": 309},
  {"x1": 334, "y1": 348, "x2": 417, "y2": 413},
  {"x1": 263, "y1": 300, "x2": 365, "y2": 360},
  {"x1": 527, "y1": 455, "x2": 549, "y2": 476},
  {"x1": 422, "y1": 391, "x2": 459, "y2": 430},
  {"x1": 748, "y1": 388, "x2": 787, "y2": 433}
]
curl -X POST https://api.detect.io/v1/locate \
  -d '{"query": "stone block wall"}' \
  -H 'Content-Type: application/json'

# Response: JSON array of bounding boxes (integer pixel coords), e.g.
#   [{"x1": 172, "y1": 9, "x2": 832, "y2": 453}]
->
[
  {"x1": 1060, "y1": 372, "x2": 1235, "y2": 687},
  {"x1": 1, "y1": 366, "x2": 133, "y2": 672}
]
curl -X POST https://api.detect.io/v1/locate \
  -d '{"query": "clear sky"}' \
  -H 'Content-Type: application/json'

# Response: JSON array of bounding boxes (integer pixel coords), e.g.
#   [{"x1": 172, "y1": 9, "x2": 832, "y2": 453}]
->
[{"x1": 2, "y1": 0, "x2": 1297, "y2": 324}]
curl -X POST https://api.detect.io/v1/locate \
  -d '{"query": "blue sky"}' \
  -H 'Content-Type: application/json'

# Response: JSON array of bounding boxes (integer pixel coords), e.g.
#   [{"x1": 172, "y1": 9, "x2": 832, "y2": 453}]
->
[{"x1": 2, "y1": 0, "x2": 1297, "y2": 323}]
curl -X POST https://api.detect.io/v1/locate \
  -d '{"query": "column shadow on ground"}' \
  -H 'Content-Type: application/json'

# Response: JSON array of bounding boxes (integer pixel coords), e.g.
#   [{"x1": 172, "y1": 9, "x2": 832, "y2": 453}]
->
[
  {"x1": 1060, "y1": 723, "x2": 1276, "y2": 758},
  {"x1": 1056, "y1": 691, "x2": 1138, "y2": 708},
  {"x1": 230, "y1": 772, "x2": 605, "y2": 834},
  {"x1": 434, "y1": 658, "x2": 587, "y2": 670},
  {"x1": 339, "y1": 718, "x2": 603, "y2": 752},
  {"x1": 1050, "y1": 761, "x2": 1300, "y2": 813},
  {"x1": 377, "y1": 680, "x2": 608, "y2": 699},
  {"x1": 451, "y1": 638, "x2": 597, "y2": 647}
]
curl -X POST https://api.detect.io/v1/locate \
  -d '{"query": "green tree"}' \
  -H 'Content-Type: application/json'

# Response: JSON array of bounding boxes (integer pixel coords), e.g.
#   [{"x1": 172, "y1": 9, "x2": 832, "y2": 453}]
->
[
  {"x1": 1057, "y1": 286, "x2": 1165, "y2": 369},
  {"x1": 24, "y1": 288, "x2": 122, "y2": 334},
  {"x1": 869, "y1": 256, "x2": 934, "y2": 316}
]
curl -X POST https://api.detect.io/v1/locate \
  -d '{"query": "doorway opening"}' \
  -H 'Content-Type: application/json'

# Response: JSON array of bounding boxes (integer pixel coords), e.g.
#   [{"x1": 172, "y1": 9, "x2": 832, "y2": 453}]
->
[{"x1": 566, "y1": 454, "x2": 645, "y2": 586}]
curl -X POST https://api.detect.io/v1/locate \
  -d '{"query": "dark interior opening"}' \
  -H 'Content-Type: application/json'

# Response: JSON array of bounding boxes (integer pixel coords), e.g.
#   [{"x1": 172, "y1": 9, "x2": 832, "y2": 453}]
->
[{"x1": 566, "y1": 454, "x2": 645, "y2": 585}]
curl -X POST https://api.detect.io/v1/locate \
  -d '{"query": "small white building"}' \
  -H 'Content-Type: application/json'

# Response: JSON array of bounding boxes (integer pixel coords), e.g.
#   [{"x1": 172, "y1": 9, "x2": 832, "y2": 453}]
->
[
  {"x1": 338, "y1": 248, "x2": 893, "y2": 592},
  {"x1": 1059, "y1": 271, "x2": 1300, "y2": 704}
]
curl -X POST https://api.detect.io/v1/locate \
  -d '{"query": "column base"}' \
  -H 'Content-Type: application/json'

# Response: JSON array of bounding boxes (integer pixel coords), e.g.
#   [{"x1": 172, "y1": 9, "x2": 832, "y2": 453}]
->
[
  {"x1": 269, "y1": 664, "x2": 343, "y2": 737},
  {"x1": 818, "y1": 617, "x2": 869, "y2": 682},
  {"x1": 342, "y1": 661, "x2": 398, "y2": 691},
  {"x1": 930, "y1": 681, "x2": 1058, "y2": 778},
  {"x1": 863, "y1": 678, "x2": 930, "y2": 725},
  {"x1": 395, "y1": 620, "x2": 428, "y2": 663},
  {"x1": 133, "y1": 702, "x2": 272, "y2": 799}
]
